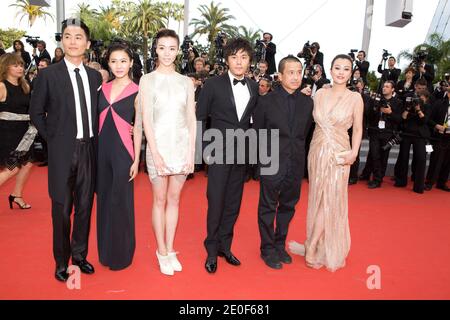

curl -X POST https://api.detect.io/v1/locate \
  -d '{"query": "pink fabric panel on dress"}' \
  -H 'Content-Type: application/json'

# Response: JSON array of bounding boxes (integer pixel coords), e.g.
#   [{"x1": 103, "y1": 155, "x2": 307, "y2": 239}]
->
[{"x1": 111, "y1": 108, "x2": 134, "y2": 161}]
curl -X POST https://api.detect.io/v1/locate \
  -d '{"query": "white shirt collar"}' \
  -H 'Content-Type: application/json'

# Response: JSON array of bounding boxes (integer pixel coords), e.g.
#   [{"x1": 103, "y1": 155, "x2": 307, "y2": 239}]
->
[
  {"x1": 64, "y1": 58, "x2": 85, "y2": 72},
  {"x1": 228, "y1": 70, "x2": 245, "y2": 83}
]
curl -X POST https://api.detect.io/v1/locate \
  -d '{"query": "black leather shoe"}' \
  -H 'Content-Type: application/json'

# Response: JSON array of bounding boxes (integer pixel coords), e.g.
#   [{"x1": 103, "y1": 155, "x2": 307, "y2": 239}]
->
[
  {"x1": 55, "y1": 268, "x2": 69, "y2": 282},
  {"x1": 72, "y1": 259, "x2": 95, "y2": 274},
  {"x1": 348, "y1": 178, "x2": 358, "y2": 185},
  {"x1": 394, "y1": 182, "x2": 406, "y2": 188},
  {"x1": 277, "y1": 249, "x2": 292, "y2": 264},
  {"x1": 424, "y1": 183, "x2": 433, "y2": 191},
  {"x1": 261, "y1": 254, "x2": 282, "y2": 269},
  {"x1": 205, "y1": 257, "x2": 217, "y2": 273},
  {"x1": 436, "y1": 184, "x2": 450, "y2": 192},
  {"x1": 368, "y1": 180, "x2": 381, "y2": 189},
  {"x1": 218, "y1": 251, "x2": 241, "y2": 266}
]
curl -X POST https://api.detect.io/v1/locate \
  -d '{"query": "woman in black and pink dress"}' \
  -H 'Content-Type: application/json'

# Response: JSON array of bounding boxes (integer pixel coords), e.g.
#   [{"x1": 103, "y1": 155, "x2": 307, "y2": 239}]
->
[{"x1": 96, "y1": 41, "x2": 142, "y2": 270}]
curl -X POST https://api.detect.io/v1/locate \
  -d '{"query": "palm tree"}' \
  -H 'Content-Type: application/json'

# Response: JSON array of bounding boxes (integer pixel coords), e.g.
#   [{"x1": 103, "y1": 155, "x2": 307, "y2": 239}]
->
[
  {"x1": 398, "y1": 32, "x2": 450, "y2": 81},
  {"x1": 233, "y1": 26, "x2": 262, "y2": 45},
  {"x1": 190, "y1": 1, "x2": 236, "y2": 61},
  {"x1": 172, "y1": 3, "x2": 185, "y2": 36},
  {"x1": 122, "y1": 0, "x2": 164, "y2": 73},
  {"x1": 9, "y1": 0, "x2": 54, "y2": 28}
]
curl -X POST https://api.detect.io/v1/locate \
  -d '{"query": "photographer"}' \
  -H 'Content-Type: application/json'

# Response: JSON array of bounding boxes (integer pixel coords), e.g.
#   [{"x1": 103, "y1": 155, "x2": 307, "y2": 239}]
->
[
  {"x1": 254, "y1": 60, "x2": 273, "y2": 81},
  {"x1": 355, "y1": 50, "x2": 370, "y2": 83},
  {"x1": 394, "y1": 83, "x2": 432, "y2": 194},
  {"x1": 32, "y1": 40, "x2": 51, "y2": 66},
  {"x1": 432, "y1": 80, "x2": 448, "y2": 101},
  {"x1": 297, "y1": 42, "x2": 325, "y2": 78},
  {"x1": 261, "y1": 32, "x2": 277, "y2": 74},
  {"x1": 13, "y1": 40, "x2": 32, "y2": 68},
  {"x1": 412, "y1": 51, "x2": 435, "y2": 94},
  {"x1": 377, "y1": 55, "x2": 401, "y2": 90},
  {"x1": 396, "y1": 67, "x2": 416, "y2": 103},
  {"x1": 424, "y1": 87, "x2": 450, "y2": 192},
  {"x1": 303, "y1": 64, "x2": 330, "y2": 97},
  {"x1": 365, "y1": 81, "x2": 402, "y2": 188}
]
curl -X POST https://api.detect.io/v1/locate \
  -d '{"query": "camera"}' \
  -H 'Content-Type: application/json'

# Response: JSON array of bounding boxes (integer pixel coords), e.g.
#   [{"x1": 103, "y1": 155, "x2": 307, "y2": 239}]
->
[
  {"x1": 297, "y1": 41, "x2": 314, "y2": 65},
  {"x1": 25, "y1": 35, "x2": 40, "y2": 49},
  {"x1": 382, "y1": 132, "x2": 402, "y2": 151},
  {"x1": 369, "y1": 92, "x2": 388, "y2": 111},
  {"x1": 348, "y1": 49, "x2": 358, "y2": 60},
  {"x1": 255, "y1": 39, "x2": 266, "y2": 63},
  {"x1": 404, "y1": 94, "x2": 422, "y2": 112},
  {"x1": 215, "y1": 32, "x2": 226, "y2": 66},
  {"x1": 55, "y1": 33, "x2": 62, "y2": 42},
  {"x1": 411, "y1": 46, "x2": 428, "y2": 69},
  {"x1": 382, "y1": 49, "x2": 392, "y2": 61}
]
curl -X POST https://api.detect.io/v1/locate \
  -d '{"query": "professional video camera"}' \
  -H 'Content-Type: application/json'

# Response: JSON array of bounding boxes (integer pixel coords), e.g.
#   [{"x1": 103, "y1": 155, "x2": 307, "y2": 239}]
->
[
  {"x1": 297, "y1": 41, "x2": 314, "y2": 65},
  {"x1": 25, "y1": 35, "x2": 40, "y2": 49},
  {"x1": 215, "y1": 32, "x2": 226, "y2": 66},
  {"x1": 348, "y1": 49, "x2": 358, "y2": 60},
  {"x1": 411, "y1": 46, "x2": 428, "y2": 69},
  {"x1": 369, "y1": 92, "x2": 389, "y2": 111},
  {"x1": 382, "y1": 132, "x2": 402, "y2": 151},
  {"x1": 255, "y1": 39, "x2": 266, "y2": 63},
  {"x1": 382, "y1": 49, "x2": 392, "y2": 61}
]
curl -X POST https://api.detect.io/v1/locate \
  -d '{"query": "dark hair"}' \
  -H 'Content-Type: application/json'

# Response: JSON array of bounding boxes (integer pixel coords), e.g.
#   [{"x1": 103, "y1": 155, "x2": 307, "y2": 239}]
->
[
  {"x1": 415, "y1": 78, "x2": 428, "y2": 87},
  {"x1": 389, "y1": 56, "x2": 396, "y2": 62},
  {"x1": 37, "y1": 40, "x2": 46, "y2": 48},
  {"x1": 224, "y1": 38, "x2": 254, "y2": 63},
  {"x1": 39, "y1": 58, "x2": 51, "y2": 66},
  {"x1": 278, "y1": 55, "x2": 302, "y2": 74},
  {"x1": 404, "y1": 67, "x2": 416, "y2": 75},
  {"x1": 155, "y1": 29, "x2": 179, "y2": 46},
  {"x1": 258, "y1": 60, "x2": 268, "y2": 66},
  {"x1": 331, "y1": 54, "x2": 353, "y2": 69},
  {"x1": 61, "y1": 18, "x2": 90, "y2": 41},
  {"x1": 13, "y1": 40, "x2": 25, "y2": 52},
  {"x1": 358, "y1": 50, "x2": 366, "y2": 57},
  {"x1": 263, "y1": 32, "x2": 273, "y2": 40},
  {"x1": 383, "y1": 80, "x2": 395, "y2": 89},
  {"x1": 105, "y1": 40, "x2": 134, "y2": 79}
]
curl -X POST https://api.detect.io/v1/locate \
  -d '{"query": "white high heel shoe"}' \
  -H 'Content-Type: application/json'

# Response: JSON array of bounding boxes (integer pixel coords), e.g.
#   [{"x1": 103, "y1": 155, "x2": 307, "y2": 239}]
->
[
  {"x1": 168, "y1": 251, "x2": 182, "y2": 272},
  {"x1": 156, "y1": 250, "x2": 174, "y2": 276}
]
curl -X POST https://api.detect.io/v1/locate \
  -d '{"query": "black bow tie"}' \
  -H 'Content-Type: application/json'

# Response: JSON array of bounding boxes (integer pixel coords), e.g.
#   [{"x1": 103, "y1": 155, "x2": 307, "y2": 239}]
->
[{"x1": 233, "y1": 78, "x2": 246, "y2": 86}]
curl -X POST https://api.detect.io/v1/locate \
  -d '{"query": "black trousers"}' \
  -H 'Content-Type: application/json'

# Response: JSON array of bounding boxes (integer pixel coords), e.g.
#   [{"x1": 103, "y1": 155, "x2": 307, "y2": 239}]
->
[
  {"x1": 204, "y1": 164, "x2": 246, "y2": 257},
  {"x1": 258, "y1": 162, "x2": 303, "y2": 256},
  {"x1": 426, "y1": 137, "x2": 450, "y2": 186},
  {"x1": 368, "y1": 135, "x2": 391, "y2": 182},
  {"x1": 396, "y1": 136, "x2": 427, "y2": 192},
  {"x1": 52, "y1": 139, "x2": 95, "y2": 270}
]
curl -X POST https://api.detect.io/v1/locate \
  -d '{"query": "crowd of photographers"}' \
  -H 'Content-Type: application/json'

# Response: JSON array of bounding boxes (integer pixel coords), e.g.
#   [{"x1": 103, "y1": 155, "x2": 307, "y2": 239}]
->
[{"x1": 1, "y1": 31, "x2": 448, "y2": 194}]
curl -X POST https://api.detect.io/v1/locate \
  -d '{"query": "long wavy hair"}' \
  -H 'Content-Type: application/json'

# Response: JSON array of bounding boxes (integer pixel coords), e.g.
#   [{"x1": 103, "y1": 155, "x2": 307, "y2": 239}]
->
[{"x1": 0, "y1": 53, "x2": 30, "y2": 94}]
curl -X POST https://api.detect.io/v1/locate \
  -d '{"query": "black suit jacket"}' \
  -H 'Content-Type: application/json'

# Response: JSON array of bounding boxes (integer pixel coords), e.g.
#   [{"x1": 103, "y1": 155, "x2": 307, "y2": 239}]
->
[
  {"x1": 34, "y1": 49, "x2": 51, "y2": 65},
  {"x1": 429, "y1": 97, "x2": 450, "y2": 140},
  {"x1": 265, "y1": 42, "x2": 277, "y2": 74},
  {"x1": 253, "y1": 88, "x2": 314, "y2": 179},
  {"x1": 197, "y1": 74, "x2": 259, "y2": 164},
  {"x1": 30, "y1": 60, "x2": 102, "y2": 203},
  {"x1": 377, "y1": 65, "x2": 401, "y2": 83}
]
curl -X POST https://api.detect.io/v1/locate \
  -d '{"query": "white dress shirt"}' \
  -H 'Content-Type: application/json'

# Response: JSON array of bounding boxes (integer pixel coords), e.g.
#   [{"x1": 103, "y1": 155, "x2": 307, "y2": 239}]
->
[
  {"x1": 228, "y1": 71, "x2": 250, "y2": 121},
  {"x1": 64, "y1": 58, "x2": 93, "y2": 138}
]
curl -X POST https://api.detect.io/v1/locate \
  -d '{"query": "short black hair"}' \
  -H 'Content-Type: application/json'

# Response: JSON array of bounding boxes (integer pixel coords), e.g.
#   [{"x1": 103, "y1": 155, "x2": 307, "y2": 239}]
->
[
  {"x1": 383, "y1": 80, "x2": 395, "y2": 89},
  {"x1": 224, "y1": 38, "x2": 254, "y2": 63},
  {"x1": 415, "y1": 78, "x2": 428, "y2": 87},
  {"x1": 37, "y1": 40, "x2": 46, "y2": 48},
  {"x1": 105, "y1": 39, "x2": 134, "y2": 62},
  {"x1": 358, "y1": 50, "x2": 366, "y2": 57},
  {"x1": 155, "y1": 29, "x2": 179, "y2": 46},
  {"x1": 62, "y1": 18, "x2": 90, "y2": 40},
  {"x1": 278, "y1": 55, "x2": 302, "y2": 74},
  {"x1": 389, "y1": 56, "x2": 396, "y2": 62}
]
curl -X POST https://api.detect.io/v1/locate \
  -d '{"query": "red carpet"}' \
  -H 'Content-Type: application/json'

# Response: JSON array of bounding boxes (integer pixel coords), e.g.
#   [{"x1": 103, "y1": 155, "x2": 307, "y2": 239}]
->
[{"x1": 0, "y1": 166, "x2": 449, "y2": 300}]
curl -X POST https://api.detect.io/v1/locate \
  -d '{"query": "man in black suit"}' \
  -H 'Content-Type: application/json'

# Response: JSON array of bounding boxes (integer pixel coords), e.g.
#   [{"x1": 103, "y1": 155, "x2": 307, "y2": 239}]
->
[
  {"x1": 355, "y1": 50, "x2": 370, "y2": 84},
  {"x1": 425, "y1": 89, "x2": 450, "y2": 192},
  {"x1": 262, "y1": 32, "x2": 277, "y2": 75},
  {"x1": 30, "y1": 19, "x2": 102, "y2": 282},
  {"x1": 197, "y1": 38, "x2": 259, "y2": 273},
  {"x1": 254, "y1": 55, "x2": 313, "y2": 269},
  {"x1": 32, "y1": 40, "x2": 52, "y2": 66},
  {"x1": 377, "y1": 56, "x2": 401, "y2": 92},
  {"x1": 412, "y1": 57, "x2": 435, "y2": 94}
]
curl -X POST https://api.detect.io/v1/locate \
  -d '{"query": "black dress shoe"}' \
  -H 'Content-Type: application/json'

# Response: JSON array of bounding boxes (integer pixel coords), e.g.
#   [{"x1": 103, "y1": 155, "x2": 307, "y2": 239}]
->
[
  {"x1": 368, "y1": 180, "x2": 381, "y2": 189},
  {"x1": 394, "y1": 182, "x2": 406, "y2": 188},
  {"x1": 348, "y1": 178, "x2": 358, "y2": 185},
  {"x1": 436, "y1": 184, "x2": 450, "y2": 192},
  {"x1": 261, "y1": 254, "x2": 282, "y2": 269},
  {"x1": 205, "y1": 257, "x2": 217, "y2": 273},
  {"x1": 424, "y1": 183, "x2": 433, "y2": 191},
  {"x1": 277, "y1": 249, "x2": 292, "y2": 264},
  {"x1": 55, "y1": 268, "x2": 69, "y2": 282},
  {"x1": 72, "y1": 259, "x2": 95, "y2": 274},
  {"x1": 218, "y1": 251, "x2": 241, "y2": 266}
]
